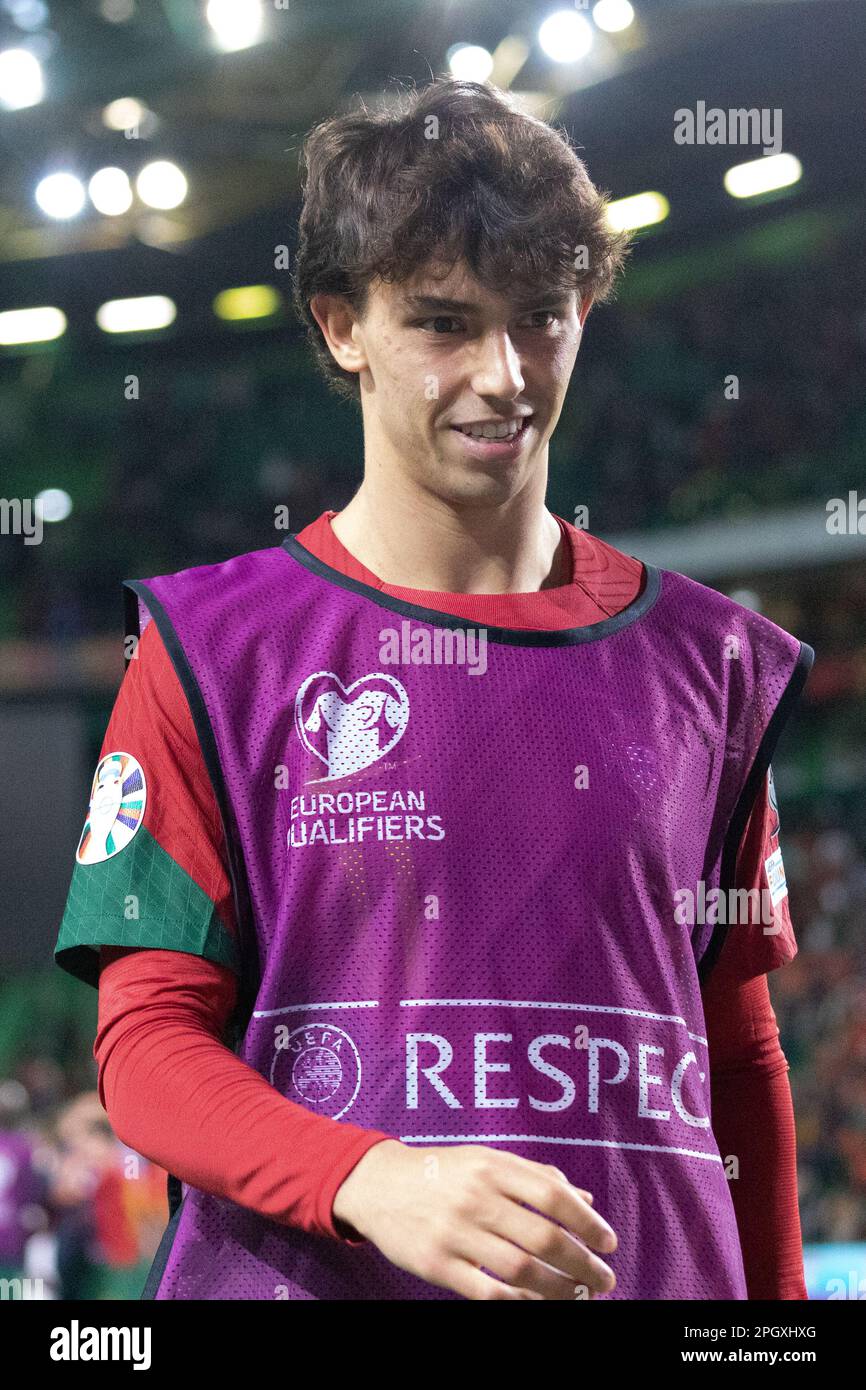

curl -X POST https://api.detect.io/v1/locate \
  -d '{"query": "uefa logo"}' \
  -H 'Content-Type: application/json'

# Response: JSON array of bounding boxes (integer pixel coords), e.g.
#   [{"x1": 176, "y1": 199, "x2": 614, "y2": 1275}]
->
[{"x1": 269, "y1": 1022, "x2": 362, "y2": 1120}]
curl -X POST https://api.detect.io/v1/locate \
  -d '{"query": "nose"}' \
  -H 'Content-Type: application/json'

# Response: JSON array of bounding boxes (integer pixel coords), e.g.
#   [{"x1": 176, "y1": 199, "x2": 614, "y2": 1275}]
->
[{"x1": 469, "y1": 329, "x2": 525, "y2": 401}]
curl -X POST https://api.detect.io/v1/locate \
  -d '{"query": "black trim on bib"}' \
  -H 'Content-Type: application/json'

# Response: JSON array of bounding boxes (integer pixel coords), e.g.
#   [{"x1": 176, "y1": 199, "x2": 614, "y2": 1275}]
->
[
  {"x1": 140, "y1": 1191, "x2": 186, "y2": 1300},
  {"x1": 698, "y1": 640, "x2": 815, "y2": 987},
  {"x1": 281, "y1": 533, "x2": 662, "y2": 646},
  {"x1": 122, "y1": 579, "x2": 261, "y2": 1041},
  {"x1": 124, "y1": 582, "x2": 189, "y2": 1269},
  {"x1": 123, "y1": 582, "x2": 142, "y2": 672}
]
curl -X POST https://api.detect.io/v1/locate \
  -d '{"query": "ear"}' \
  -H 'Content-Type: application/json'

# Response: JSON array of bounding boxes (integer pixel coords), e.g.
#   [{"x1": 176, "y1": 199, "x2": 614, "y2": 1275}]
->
[
  {"x1": 579, "y1": 295, "x2": 594, "y2": 330},
  {"x1": 309, "y1": 294, "x2": 367, "y2": 377}
]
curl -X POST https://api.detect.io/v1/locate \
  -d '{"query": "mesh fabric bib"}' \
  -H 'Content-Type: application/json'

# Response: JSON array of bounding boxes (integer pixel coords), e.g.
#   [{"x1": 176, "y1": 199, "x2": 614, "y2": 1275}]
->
[{"x1": 123, "y1": 536, "x2": 813, "y2": 1300}]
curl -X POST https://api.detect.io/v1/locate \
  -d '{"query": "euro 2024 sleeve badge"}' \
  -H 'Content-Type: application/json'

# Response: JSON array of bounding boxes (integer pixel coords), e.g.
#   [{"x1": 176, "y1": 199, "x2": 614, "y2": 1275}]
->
[{"x1": 76, "y1": 751, "x2": 147, "y2": 864}]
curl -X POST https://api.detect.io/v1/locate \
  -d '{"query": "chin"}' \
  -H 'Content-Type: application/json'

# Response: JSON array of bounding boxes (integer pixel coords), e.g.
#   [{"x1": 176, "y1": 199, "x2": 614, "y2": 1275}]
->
[{"x1": 440, "y1": 469, "x2": 526, "y2": 509}]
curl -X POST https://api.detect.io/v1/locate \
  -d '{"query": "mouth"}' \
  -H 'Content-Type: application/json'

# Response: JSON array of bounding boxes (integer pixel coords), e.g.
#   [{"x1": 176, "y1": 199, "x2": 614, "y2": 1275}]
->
[{"x1": 449, "y1": 415, "x2": 533, "y2": 457}]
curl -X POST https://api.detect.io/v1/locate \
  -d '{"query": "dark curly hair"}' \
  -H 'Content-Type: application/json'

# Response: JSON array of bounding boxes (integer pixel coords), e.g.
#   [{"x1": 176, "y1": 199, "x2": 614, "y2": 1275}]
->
[{"x1": 291, "y1": 77, "x2": 632, "y2": 402}]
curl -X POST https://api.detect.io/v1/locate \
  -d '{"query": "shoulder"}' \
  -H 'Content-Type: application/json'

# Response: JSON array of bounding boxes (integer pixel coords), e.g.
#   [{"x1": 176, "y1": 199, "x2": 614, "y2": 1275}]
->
[
  {"x1": 126, "y1": 543, "x2": 287, "y2": 609},
  {"x1": 124, "y1": 544, "x2": 293, "y2": 665},
  {"x1": 653, "y1": 566, "x2": 809, "y2": 669}
]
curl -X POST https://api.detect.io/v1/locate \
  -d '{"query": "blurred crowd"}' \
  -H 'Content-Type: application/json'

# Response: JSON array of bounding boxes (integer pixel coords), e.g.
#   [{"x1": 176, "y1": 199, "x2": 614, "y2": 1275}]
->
[
  {"x1": 0, "y1": 1070, "x2": 166, "y2": 1299},
  {"x1": 773, "y1": 818, "x2": 866, "y2": 1246},
  {"x1": 558, "y1": 221, "x2": 866, "y2": 533}
]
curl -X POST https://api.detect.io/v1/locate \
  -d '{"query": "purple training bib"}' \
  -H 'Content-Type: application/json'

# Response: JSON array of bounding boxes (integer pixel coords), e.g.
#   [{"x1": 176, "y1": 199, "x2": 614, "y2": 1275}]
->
[{"x1": 122, "y1": 535, "x2": 813, "y2": 1300}]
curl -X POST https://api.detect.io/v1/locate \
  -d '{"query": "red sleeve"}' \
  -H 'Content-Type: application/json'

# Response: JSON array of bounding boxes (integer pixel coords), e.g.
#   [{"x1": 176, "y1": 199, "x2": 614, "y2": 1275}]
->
[
  {"x1": 88, "y1": 619, "x2": 394, "y2": 1245},
  {"x1": 703, "y1": 966, "x2": 807, "y2": 1299},
  {"x1": 722, "y1": 767, "x2": 796, "y2": 982},
  {"x1": 699, "y1": 767, "x2": 806, "y2": 1299},
  {"x1": 700, "y1": 767, "x2": 811, "y2": 1295},
  {"x1": 95, "y1": 948, "x2": 394, "y2": 1246}
]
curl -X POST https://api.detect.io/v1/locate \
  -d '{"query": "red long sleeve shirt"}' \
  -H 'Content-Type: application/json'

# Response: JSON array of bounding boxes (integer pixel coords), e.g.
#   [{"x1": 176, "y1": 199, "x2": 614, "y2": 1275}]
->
[{"x1": 90, "y1": 512, "x2": 807, "y2": 1297}]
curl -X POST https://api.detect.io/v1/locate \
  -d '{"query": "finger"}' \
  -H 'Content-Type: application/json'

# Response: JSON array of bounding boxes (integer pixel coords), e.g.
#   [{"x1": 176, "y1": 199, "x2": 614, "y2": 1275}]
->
[
  {"x1": 542, "y1": 1167, "x2": 594, "y2": 1206},
  {"x1": 483, "y1": 1199, "x2": 616, "y2": 1293},
  {"x1": 465, "y1": 1231, "x2": 590, "y2": 1299},
  {"x1": 446, "y1": 1259, "x2": 545, "y2": 1301},
  {"x1": 497, "y1": 1159, "x2": 618, "y2": 1254}
]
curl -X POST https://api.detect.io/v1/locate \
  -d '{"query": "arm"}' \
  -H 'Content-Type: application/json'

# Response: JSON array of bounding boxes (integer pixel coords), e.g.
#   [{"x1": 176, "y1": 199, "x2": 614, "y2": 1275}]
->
[
  {"x1": 703, "y1": 966, "x2": 807, "y2": 1299},
  {"x1": 701, "y1": 768, "x2": 807, "y2": 1299},
  {"x1": 96, "y1": 944, "x2": 393, "y2": 1242}
]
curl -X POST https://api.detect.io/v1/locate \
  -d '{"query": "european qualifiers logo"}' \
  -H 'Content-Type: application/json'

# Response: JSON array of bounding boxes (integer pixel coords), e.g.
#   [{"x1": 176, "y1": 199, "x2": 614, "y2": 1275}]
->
[
  {"x1": 290, "y1": 670, "x2": 445, "y2": 847},
  {"x1": 287, "y1": 787, "x2": 445, "y2": 849},
  {"x1": 295, "y1": 670, "x2": 410, "y2": 779}
]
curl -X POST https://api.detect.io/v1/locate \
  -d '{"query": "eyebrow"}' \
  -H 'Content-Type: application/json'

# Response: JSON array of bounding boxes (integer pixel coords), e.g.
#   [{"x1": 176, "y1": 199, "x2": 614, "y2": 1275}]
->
[{"x1": 402, "y1": 291, "x2": 574, "y2": 313}]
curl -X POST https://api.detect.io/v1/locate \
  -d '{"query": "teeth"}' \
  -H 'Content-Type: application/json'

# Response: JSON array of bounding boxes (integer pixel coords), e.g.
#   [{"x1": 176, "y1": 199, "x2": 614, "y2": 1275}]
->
[{"x1": 459, "y1": 419, "x2": 524, "y2": 439}]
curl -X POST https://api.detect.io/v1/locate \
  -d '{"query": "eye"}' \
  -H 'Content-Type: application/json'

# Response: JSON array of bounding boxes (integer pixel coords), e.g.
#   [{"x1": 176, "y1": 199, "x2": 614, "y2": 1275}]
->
[
  {"x1": 415, "y1": 310, "x2": 560, "y2": 334},
  {"x1": 417, "y1": 316, "x2": 462, "y2": 334},
  {"x1": 520, "y1": 310, "x2": 559, "y2": 329}
]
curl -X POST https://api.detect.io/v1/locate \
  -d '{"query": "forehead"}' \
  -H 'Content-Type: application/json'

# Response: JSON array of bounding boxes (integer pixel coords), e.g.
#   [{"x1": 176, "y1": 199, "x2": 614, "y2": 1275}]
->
[
  {"x1": 379, "y1": 259, "x2": 576, "y2": 314},
  {"x1": 400, "y1": 258, "x2": 492, "y2": 301}
]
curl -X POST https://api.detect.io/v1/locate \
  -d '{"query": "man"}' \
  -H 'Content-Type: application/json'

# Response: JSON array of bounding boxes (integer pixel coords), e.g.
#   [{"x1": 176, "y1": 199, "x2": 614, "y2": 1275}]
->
[{"x1": 55, "y1": 77, "x2": 813, "y2": 1300}]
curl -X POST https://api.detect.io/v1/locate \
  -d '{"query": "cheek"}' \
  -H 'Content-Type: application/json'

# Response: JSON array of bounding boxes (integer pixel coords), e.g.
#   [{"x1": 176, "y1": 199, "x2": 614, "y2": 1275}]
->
[
  {"x1": 524, "y1": 332, "x2": 578, "y2": 380},
  {"x1": 548, "y1": 336, "x2": 580, "y2": 383},
  {"x1": 396, "y1": 357, "x2": 455, "y2": 414}
]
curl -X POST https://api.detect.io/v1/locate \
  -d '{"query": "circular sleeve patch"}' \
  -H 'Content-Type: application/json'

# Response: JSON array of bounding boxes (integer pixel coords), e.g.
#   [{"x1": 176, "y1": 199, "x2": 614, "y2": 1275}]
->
[{"x1": 76, "y1": 751, "x2": 147, "y2": 864}]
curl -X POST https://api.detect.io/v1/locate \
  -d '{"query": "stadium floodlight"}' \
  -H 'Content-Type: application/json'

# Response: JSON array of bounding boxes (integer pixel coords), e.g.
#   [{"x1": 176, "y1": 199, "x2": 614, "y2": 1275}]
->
[
  {"x1": 446, "y1": 44, "x2": 495, "y2": 82},
  {"x1": 102, "y1": 97, "x2": 146, "y2": 131},
  {"x1": 6, "y1": 0, "x2": 50, "y2": 30},
  {"x1": 0, "y1": 306, "x2": 66, "y2": 346},
  {"x1": 96, "y1": 296, "x2": 177, "y2": 334},
  {"x1": 538, "y1": 11, "x2": 594, "y2": 63},
  {"x1": 88, "y1": 167, "x2": 133, "y2": 216},
  {"x1": 592, "y1": 0, "x2": 635, "y2": 33},
  {"x1": 35, "y1": 172, "x2": 86, "y2": 219},
  {"x1": 136, "y1": 160, "x2": 188, "y2": 210},
  {"x1": 723, "y1": 153, "x2": 802, "y2": 200},
  {"x1": 0, "y1": 47, "x2": 44, "y2": 109},
  {"x1": 606, "y1": 190, "x2": 669, "y2": 232},
  {"x1": 206, "y1": 0, "x2": 263, "y2": 52},
  {"x1": 213, "y1": 286, "x2": 282, "y2": 322},
  {"x1": 35, "y1": 488, "x2": 72, "y2": 524}
]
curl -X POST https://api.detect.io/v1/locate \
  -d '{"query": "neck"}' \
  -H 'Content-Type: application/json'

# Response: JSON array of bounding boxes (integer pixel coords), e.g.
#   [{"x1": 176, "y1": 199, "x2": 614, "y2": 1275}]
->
[{"x1": 330, "y1": 482, "x2": 566, "y2": 594}]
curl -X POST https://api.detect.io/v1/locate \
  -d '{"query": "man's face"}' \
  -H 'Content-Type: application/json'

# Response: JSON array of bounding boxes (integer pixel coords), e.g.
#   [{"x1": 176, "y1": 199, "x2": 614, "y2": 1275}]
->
[{"x1": 314, "y1": 258, "x2": 590, "y2": 507}]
